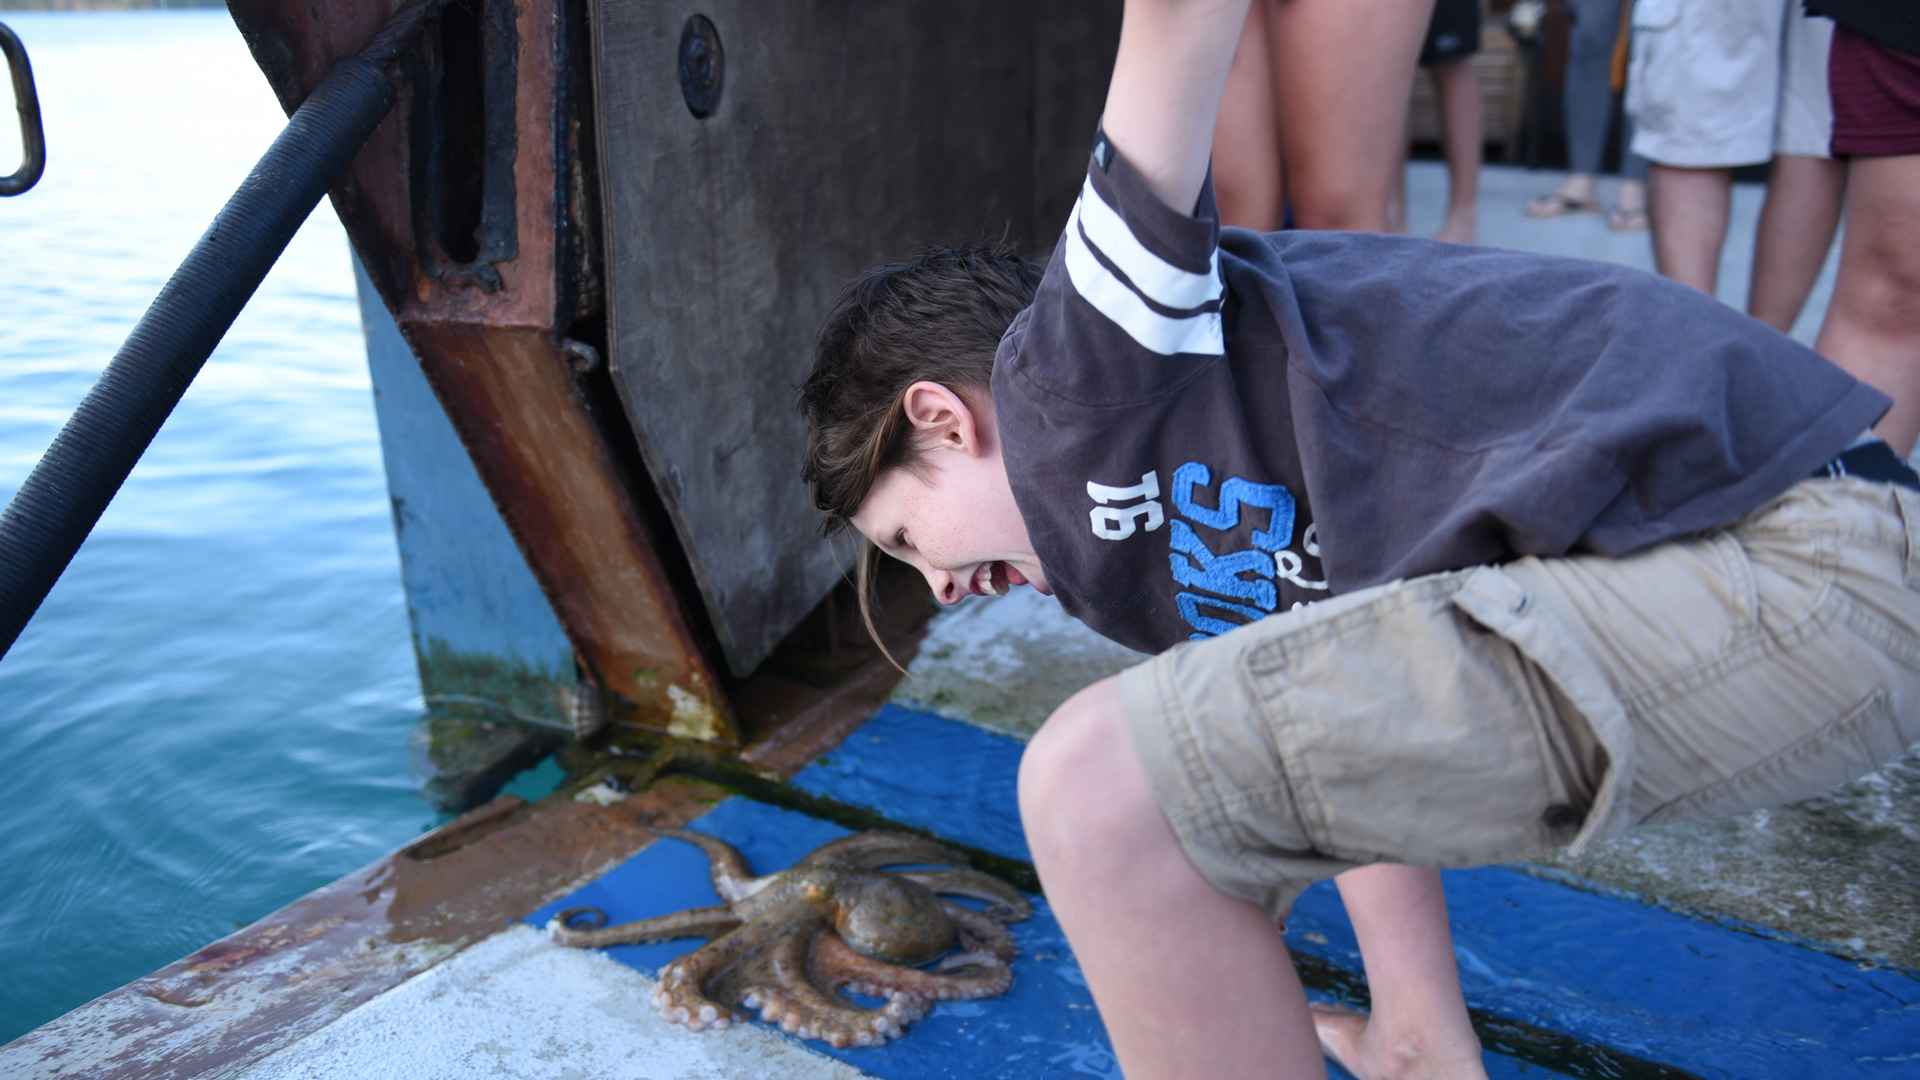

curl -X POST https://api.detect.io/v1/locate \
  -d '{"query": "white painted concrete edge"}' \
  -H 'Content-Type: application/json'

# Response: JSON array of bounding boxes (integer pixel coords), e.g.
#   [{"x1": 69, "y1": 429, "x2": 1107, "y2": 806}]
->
[{"x1": 239, "y1": 925, "x2": 870, "y2": 1080}]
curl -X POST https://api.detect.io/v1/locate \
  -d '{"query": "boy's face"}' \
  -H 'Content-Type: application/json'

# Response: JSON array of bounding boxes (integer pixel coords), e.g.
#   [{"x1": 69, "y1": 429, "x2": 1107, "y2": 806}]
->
[{"x1": 849, "y1": 382, "x2": 1052, "y2": 605}]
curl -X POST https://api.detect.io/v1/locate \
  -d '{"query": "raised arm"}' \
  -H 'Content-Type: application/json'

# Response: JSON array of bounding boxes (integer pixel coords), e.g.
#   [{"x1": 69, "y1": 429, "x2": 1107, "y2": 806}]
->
[{"x1": 1100, "y1": 0, "x2": 1254, "y2": 215}]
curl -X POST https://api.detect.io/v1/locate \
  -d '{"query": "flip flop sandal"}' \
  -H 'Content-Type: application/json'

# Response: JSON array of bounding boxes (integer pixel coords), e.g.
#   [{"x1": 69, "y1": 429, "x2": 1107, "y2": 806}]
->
[
  {"x1": 1524, "y1": 190, "x2": 1599, "y2": 218},
  {"x1": 1607, "y1": 204, "x2": 1649, "y2": 232}
]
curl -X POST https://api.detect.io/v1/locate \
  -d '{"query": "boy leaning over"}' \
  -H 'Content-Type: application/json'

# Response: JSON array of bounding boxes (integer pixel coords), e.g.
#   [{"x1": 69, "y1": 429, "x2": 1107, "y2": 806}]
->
[{"x1": 800, "y1": 1, "x2": 1920, "y2": 1075}]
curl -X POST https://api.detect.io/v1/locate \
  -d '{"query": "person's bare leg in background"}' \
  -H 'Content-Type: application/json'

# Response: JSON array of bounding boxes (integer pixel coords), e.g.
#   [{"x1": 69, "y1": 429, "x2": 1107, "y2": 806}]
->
[
  {"x1": 1429, "y1": 55, "x2": 1481, "y2": 243},
  {"x1": 1816, "y1": 154, "x2": 1920, "y2": 455},
  {"x1": 1648, "y1": 164, "x2": 1732, "y2": 294},
  {"x1": 1749, "y1": 154, "x2": 1845, "y2": 332}
]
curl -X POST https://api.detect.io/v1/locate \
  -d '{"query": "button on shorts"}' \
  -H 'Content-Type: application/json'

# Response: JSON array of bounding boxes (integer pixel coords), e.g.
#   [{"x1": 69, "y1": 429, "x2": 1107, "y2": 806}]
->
[{"x1": 1120, "y1": 478, "x2": 1920, "y2": 921}]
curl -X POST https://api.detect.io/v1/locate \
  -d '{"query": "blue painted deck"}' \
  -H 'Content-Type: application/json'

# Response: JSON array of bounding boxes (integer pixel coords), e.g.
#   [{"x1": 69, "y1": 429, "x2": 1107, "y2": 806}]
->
[{"x1": 528, "y1": 705, "x2": 1920, "y2": 1078}]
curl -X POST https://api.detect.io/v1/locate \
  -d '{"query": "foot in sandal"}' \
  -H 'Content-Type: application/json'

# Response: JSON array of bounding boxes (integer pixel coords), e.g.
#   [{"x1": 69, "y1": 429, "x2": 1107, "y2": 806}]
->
[
  {"x1": 1606, "y1": 179, "x2": 1649, "y2": 232},
  {"x1": 1524, "y1": 175, "x2": 1599, "y2": 218}
]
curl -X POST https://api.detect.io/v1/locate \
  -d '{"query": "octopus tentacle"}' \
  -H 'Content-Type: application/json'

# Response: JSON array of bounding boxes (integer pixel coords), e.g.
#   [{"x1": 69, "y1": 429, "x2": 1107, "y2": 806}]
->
[
  {"x1": 548, "y1": 905, "x2": 740, "y2": 948},
  {"x1": 812, "y1": 930, "x2": 1013, "y2": 1002},
  {"x1": 654, "y1": 828, "x2": 776, "y2": 902},
  {"x1": 800, "y1": 831, "x2": 962, "y2": 871},
  {"x1": 942, "y1": 901, "x2": 1019, "y2": 962},
  {"x1": 649, "y1": 919, "x2": 785, "y2": 1031},
  {"x1": 740, "y1": 929, "x2": 929, "y2": 1048},
  {"x1": 900, "y1": 869, "x2": 1032, "y2": 919}
]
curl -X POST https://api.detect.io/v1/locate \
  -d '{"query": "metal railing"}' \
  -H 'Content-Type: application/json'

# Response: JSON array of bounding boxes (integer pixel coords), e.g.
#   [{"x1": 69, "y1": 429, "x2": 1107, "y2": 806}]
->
[{"x1": 1, "y1": 20, "x2": 46, "y2": 197}]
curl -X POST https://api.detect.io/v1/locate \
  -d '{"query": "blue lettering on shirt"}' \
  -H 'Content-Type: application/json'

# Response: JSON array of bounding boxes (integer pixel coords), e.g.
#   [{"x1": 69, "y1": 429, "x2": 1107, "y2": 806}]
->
[
  {"x1": 1170, "y1": 463, "x2": 1294, "y2": 551},
  {"x1": 1167, "y1": 461, "x2": 1299, "y2": 641}
]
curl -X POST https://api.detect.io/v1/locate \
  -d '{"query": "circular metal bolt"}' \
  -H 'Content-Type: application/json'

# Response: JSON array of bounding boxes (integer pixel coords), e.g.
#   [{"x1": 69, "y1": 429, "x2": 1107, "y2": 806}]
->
[
  {"x1": 678, "y1": 15, "x2": 724, "y2": 119},
  {"x1": 563, "y1": 339, "x2": 601, "y2": 375}
]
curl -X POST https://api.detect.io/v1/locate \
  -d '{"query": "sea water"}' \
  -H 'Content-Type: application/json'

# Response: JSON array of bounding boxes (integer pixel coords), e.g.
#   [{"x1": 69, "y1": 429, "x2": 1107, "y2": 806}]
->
[{"x1": 0, "y1": 11, "x2": 434, "y2": 1041}]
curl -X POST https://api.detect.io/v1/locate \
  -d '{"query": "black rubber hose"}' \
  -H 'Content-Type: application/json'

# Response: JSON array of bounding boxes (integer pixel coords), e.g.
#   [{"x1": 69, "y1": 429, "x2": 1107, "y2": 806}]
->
[{"x1": 0, "y1": 1, "x2": 445, "y2": 660}]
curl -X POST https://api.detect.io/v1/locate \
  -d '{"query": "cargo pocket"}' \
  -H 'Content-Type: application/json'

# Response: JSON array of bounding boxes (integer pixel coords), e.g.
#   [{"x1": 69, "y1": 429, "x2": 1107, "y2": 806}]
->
[
  {"x1": 1448, "y1": 566, "x2": 1634, "y2": 856},
  {"x1": 1242, "y1": 569, "x2": 1630, "y2": 870}
]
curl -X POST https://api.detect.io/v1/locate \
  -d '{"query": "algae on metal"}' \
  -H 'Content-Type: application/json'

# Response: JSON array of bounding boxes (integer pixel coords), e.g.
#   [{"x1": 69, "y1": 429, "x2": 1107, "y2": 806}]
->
[
  {"x1": 414, "y1": 638, "x2": 571, "y2": 812},
  {"x1": 417, "y1": 637, "x2": 575, "y2": 730}
]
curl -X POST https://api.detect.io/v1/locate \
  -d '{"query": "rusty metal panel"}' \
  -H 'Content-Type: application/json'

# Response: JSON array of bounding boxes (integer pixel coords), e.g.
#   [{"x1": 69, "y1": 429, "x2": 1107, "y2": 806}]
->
[
  {"x1": 228, "y1": 1, "x2": 734, "y2": 736},
  {"x1": 591, "y1": 1, "x2": 1119, "y2": 675}
]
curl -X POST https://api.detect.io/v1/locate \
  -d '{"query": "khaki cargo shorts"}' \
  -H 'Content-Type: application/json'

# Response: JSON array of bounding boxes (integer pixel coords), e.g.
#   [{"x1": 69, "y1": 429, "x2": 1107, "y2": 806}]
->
[
  {"x1": 1121, "y1": 478, "x2": 1920, "y2": 921},
  {"x1": 1626, "y1": 0, "x2": 1834, "y2": 166}
]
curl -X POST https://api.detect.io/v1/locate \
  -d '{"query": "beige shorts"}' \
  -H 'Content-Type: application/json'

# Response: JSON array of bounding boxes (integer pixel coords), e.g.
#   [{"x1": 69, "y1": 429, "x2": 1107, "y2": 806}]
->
[
  {"x1": 1626, "y1": 0, "x2": 1834, "y2": 166},
  {"x1": 1121, "y1": 478, "x2": 1920, "y2": 921}
]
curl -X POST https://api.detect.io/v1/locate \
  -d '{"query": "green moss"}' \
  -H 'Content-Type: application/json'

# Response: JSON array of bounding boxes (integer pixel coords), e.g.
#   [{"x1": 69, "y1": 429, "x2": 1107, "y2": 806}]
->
[{"x1": 415, "y1": 636, "x2": 571, "y2": 731}]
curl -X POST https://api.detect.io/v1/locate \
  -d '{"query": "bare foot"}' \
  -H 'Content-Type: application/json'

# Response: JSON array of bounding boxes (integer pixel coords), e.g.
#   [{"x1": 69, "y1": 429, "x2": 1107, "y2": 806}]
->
[
  {"x1": 1434, "y1": 215, "x2": 1476, "y2": 245},
  {"x1": 1310, "y1": 1003, "x2": 1489, "y2": 1080}
]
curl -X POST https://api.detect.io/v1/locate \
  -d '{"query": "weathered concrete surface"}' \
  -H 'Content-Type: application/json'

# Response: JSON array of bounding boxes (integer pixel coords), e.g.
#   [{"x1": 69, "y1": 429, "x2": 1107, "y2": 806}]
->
[
  {"x1": 1533, "y1": 761, "x2": 1920, "y2": 966},
  {"x1": 890, "y1": 590, "x2": 1143, "y2": 740},
  {"x1": 239, "y1": 925, "x2": 866, "y2": 1080},
  {"x1": 893, "y1": 160, "x2": 1920, "y2": 971}
]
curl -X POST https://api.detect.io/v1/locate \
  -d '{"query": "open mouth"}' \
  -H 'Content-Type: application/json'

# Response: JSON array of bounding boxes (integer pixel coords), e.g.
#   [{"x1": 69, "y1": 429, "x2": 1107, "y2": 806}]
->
[
  {"x1": 972, "y1": 561, "x2": 1029, "y2": 597},
  {"x1": 974, "y1": 561, "x2": 1009, "y2": 597}
]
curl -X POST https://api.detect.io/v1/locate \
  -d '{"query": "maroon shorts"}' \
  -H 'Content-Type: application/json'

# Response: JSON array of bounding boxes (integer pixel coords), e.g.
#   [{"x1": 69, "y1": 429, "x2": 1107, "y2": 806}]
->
[{"x1": 1829, "y1": 25, "x2": 1920, "y2": 157}]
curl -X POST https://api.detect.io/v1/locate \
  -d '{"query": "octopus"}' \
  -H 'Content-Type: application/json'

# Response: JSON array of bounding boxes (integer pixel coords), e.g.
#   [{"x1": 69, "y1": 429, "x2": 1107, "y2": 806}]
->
[{"x1": 548, "y1": 827, "x2": 1031, "y2": 1048}]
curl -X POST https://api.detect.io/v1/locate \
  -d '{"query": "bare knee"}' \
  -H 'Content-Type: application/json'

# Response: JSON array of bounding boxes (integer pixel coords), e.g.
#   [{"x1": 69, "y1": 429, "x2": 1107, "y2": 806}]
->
[
  {"x1": 1290, "y1": 181, "x2": 1391, "y2": 232},
  {"x1": 1018, "y1": 678, "x2": 1160, "y2": 877},
  {"x1": 1838, "y1": 233, "x2": 1920, "y2": 338},
  {"x1": 1017, "y1": 679, "x2": 1119, "y2": 843}
]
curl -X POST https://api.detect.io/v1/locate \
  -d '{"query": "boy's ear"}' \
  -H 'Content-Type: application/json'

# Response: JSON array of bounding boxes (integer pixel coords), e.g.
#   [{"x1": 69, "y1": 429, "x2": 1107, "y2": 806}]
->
[{"x1": 901, "y1": 381, "x2": 985, "y2": 455}]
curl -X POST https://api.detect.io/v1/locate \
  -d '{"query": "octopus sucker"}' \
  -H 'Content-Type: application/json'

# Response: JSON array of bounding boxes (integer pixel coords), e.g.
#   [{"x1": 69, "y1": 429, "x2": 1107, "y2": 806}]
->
[{"x1": 549, "y1": 827, "x2": 1029, "y2": 1047}]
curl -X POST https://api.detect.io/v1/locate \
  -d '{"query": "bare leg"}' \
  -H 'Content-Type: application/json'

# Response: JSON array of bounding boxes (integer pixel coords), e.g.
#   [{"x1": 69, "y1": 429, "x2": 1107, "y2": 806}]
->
[
  {"x1": 1020, "y1": 678, "x2": 1325, "y2": 1078},
  {"x1": 1312, "y1": 865, "x2": 1487, "y2": 1080},
  {"x1": 1214, "y1": 0, "x2": 1285, "y2": 230},
  {"x1": 1814, "y1": 154, "x2": 1920, "y2": 456},
  {"x1": 1270, "y1": 0, "x2": 1436, "y2": 231},
  {"x1": 1748, "y1": 153, "x2": 1846, "y2": 333},
  {"x1": 1647, "y1": 163, "x2": 1733, "y2": 294},
  {"x1": 1429, "y1": 57, "x2": 1481, "y2": 244}
]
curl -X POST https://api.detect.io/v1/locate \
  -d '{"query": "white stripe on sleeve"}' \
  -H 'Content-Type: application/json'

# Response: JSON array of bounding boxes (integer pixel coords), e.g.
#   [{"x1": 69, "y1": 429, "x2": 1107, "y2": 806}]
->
[
  {"x1": 1064, "y1": 201, "x2": 1225, "y2": 358},
  {"x1": 1075, "y1": 176, "x2": 1222, "y2": 312}
]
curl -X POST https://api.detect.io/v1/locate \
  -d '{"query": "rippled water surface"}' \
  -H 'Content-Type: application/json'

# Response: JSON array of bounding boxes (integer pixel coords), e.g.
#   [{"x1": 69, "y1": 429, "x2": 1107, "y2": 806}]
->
[{"x1": 0, "y1": 11, "x2": 434, "y2": 1041}]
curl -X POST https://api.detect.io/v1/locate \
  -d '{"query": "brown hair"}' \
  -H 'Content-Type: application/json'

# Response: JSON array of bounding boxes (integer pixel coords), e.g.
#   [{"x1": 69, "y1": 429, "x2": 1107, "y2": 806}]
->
[{"x1": 798, "y1": 242, "x2": 1042, "y2": 661}]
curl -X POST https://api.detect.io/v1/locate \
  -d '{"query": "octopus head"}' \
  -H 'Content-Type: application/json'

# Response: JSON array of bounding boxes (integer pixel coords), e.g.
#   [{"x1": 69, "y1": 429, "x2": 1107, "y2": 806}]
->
[{"x1": 830, "y1": 875, "x2": 957, "y2": 966}]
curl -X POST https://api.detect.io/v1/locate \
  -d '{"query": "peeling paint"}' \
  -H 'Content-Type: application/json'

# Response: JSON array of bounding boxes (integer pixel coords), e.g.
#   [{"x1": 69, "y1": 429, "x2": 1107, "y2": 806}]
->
[{"x1": 666, "y1": 684, "x2": 724, "y2": 742}]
